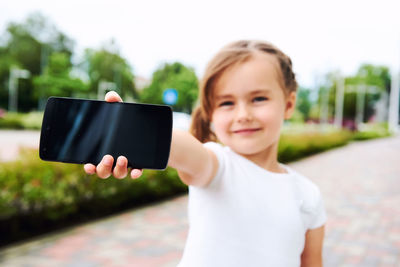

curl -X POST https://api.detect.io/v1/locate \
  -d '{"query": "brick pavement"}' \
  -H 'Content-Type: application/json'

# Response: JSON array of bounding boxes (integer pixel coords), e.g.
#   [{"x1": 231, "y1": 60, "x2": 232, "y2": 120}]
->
[
  {"x1": 290, "y1": 135, "x2": 400, "y2": 267},
  {"x1": 0, "y1": 196, "x2": 189, "y2": 267},
  {"x1": 0, "y1": 135, "x2": 399, "y2": 266}
]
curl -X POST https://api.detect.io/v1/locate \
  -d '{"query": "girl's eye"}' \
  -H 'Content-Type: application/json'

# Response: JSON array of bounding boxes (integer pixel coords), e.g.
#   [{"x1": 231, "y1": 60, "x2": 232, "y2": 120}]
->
[
  {"x1": 219, "y1": 101, "x2": 234, "y2": 107},
  {"x1": 253, "y1": 96, "x2": 268, "y2": 102}
]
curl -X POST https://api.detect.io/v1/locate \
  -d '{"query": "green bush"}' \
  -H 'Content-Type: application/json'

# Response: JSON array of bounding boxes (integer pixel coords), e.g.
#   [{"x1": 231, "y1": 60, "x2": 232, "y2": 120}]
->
[
  {"x1": 278, "y1": 129, "x2": 353, "y2": 163},
  {"x1": 352, "y1": 123, "x2": 391, "y2": 140},
  {"x1": 0, "y1": 149, "x2": 187, "y2": 245},
  {"x1": 278, "y1": 123, "x2": 392, "y2": 163},
  {"x1": 0, "y1": 129, "x2": 355, "y2": 224},
  {"x1": 0, "y1": 123, "x2": 392, "y2": 245},
  {"x1": 0, "y1": 116, "x2": 25, "y2": 129},
  {"x1": 0, "y1": 112, "x2": 43, "y2": 130}
]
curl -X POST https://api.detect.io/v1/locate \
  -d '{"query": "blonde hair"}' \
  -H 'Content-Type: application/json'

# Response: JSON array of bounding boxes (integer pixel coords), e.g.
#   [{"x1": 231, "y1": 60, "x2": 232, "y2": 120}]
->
[{"x1": 190, "y1": 40, "x2": 298, "y2": 143}]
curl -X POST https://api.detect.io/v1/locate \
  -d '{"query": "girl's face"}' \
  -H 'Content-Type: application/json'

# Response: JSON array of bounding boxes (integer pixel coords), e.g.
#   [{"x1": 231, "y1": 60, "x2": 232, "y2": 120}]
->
[{"x1": 211, "y1": 52, "x2": 296, "y2": 158}]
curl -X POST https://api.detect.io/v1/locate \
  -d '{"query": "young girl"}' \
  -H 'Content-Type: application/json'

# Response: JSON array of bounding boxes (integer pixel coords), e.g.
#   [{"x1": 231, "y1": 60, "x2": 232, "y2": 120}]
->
[{"x1": 84, "y1": 40, "x2": 326, "y2": 267}]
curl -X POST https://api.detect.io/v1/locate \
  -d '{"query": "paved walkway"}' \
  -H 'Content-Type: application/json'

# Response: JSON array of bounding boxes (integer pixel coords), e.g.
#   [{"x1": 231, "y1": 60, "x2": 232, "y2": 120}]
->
[
  {"x1": 0, "y1": 130, "x2": 40, "y2": 161},
  {"x1": 0, "y1": 134, "x2": 399, "y2": 266}
]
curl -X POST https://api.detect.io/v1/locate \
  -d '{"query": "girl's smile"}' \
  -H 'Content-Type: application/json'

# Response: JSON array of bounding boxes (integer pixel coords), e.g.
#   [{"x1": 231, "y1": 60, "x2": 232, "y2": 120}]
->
[{"x1": 232, "y1": 127, "x2": 262, "y2": 135}]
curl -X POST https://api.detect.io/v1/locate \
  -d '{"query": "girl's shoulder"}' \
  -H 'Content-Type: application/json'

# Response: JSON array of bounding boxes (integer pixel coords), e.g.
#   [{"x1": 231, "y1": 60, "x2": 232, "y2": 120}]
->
[
  {"x1": 202, "y1": 141, "x2": 228, "y2": 185},
  {"x1": 285, "y1": 166, "x2": 324, "y2": 210},
  {"x1": 203, "y1": 141, "x2": 230, "y2": 167},
  {"x1": 288, "y1": 166, "x2": 319, "y2": 189},
  {"x1": 284, "y1": 165, "x2": 327, "y2": 228}
]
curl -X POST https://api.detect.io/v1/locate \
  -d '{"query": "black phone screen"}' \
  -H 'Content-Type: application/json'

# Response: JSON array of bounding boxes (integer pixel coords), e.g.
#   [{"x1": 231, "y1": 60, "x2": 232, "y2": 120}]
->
[{"x1": 39, "y1": 97, "x2": 172, "y2": 170}]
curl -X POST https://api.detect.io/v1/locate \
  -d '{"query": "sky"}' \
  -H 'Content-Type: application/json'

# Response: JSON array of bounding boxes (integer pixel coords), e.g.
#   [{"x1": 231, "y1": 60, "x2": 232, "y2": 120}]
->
[{"x1": 0, "y1": 0, "x2": 399, "y2": 88}]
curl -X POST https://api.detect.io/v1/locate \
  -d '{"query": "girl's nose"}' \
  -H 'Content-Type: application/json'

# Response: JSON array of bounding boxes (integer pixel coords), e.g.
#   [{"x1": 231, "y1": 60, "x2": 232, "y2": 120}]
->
[{"x1": 235, "y1": 103, "x2": 253, "y2": 122}]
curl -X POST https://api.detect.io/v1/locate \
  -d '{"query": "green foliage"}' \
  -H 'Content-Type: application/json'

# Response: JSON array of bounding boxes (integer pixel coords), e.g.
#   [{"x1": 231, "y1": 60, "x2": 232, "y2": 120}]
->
[
  {"x1": 84, "y1": 45, "x2": 136, "y2": 99},
  {"x1": 352, "y1": 64, "x2": 391, "y2": 90},
  {"x1": 278, "y1": 130, "x2": 353, "y2": 163},
  {"x1": 352, "y1": 122, "x2": 391, "y2": 140},
  {"x1": 0, "y1": 112, "x2": 43, "y2": 130},
  {"x1": 33, "y1": 52, "x2": 88, "y2": 100},
  {"x1": 316, "y1": 64, "x2": 391, "y2": 123},
  {"x1": 0, "y1": 116, "x2": 24, "y2": 129},
  {"x1": 5, "y1": 21, "x2": 42, "y2": 75},
  {"x1": 140, "y1": 62, "x2": 198, "y2": 113},
  {"x1": 288, "y1": 109, "x2": 305, "y2": 123},
  {"x1": 352, "y1": 130, "x2": 390, "y2": 140},
  {"x1": 0, "y1": 124, "x2": 392, "y2": 245},
  {"x1": 279, "y1": 123, "x2": 392, "y2": 162},
  {"x1": 46, "y1": 52, "x2": 72, "y2": 76},
  {"x1": 0, "y1": 12, "x2": 76, "y2": 111},
  {"x1": 0, "y1": 13, "x2": 136, "y2": 112},
  {"x1": 295, "y1": 87, "x2": 312, "y2": 121},
  {"x1": 0, "y1": 149, "x2": 187, "y2": 244}
]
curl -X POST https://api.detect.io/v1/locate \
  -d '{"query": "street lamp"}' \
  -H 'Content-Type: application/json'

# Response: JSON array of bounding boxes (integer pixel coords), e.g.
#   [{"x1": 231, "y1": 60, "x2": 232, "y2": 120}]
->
[
  {"x1": 334, "y1": 73, "x2": 345, "y2": 128},
  {"x1": 388, "y1": 69, "x2": 399, "y2": 133},
  {"x1": 8, "y1": 67, "x2": 30, "y2": 112},
  {"x1": 320, "y1": 84, "x2": 331, "y2": 128}
]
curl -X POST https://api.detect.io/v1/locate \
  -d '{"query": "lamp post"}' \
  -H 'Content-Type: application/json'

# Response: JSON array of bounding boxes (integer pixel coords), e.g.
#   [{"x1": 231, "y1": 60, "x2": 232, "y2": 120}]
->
[
  {"x1": 8, "y1": 67, "x2": 31, "y2": 112},
  {"x1": 334, "y1": 74, "x2": 345, "y2": 128},
  {"x1": 320, "y1": 85, "x2": 330, "y2": 127},
  {"x1": 388, "y1": 69, "x2": 399, "y2": 133}
]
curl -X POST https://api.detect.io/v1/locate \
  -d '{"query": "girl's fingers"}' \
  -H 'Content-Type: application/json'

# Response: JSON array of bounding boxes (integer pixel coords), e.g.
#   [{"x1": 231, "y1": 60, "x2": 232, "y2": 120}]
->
[
  {"x1": 105, "y1": 91, "x2": 123, "y2": 102},
  {"x1": 84, "y1": 163, "x2": 96, "y2": 174},
  {"x1": 131, "y1": 169, "x2": 143, "y2": 179},
  {"x1": 96, "y1": 155, "x2": 114, "y2": 179},
  {"x1": 84, "y1": 154, "x2": 141, "y2": 180},
  {"x1": 113, "y1": 156, "x2": 128, "y2": 179}
]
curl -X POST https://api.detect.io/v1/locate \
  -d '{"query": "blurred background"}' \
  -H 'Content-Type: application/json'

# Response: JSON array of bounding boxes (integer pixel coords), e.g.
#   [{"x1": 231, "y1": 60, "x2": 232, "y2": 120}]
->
[
  {"x1": 0, "y1": 0, "x2": 399, "y2": 266},
  {"x1": 0, "y1": 0, "x2": 399, "y2": 126}
]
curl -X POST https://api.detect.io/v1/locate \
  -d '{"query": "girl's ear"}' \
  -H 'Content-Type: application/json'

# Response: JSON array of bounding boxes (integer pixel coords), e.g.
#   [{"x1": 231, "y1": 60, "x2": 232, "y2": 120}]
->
[{"x1": 284, "y1": 91, "x2": 297, "y2": 120}]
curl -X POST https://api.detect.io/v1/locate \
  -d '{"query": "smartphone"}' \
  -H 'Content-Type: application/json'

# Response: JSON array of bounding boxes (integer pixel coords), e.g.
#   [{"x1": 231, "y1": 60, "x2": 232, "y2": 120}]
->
[{"x1": 39, "y1": 97, "x2": 173, "y2": 170}]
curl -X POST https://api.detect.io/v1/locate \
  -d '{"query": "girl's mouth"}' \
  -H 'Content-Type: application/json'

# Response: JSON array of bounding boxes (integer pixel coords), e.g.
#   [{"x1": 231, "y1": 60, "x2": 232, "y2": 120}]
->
[{"x1": 232, "y1": 128, "x2": 261, "y2": 135}]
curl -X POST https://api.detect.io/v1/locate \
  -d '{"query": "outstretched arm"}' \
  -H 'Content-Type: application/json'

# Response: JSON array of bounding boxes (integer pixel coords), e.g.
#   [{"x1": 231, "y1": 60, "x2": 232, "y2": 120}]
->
[{"x1": 169, "y1": 129, "x2": 218, "y2": 187}]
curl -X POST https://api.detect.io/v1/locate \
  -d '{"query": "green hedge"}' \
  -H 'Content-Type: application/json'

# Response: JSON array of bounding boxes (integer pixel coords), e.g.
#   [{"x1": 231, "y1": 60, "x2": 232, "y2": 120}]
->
[
  {"x1": 0, "y1": 126, "x2": 392, "y2": 246},
  {"x1": 278, "y1": 130, "x2": 353, "y2": 163},
  {"x1": 0, "y1": 149, "x2": 187, "y2": 245},
  {"x1": 352, "y1": 123, "x2": 391, "y2": 140},
  {"x1": 0, "y1": 112, "x2": 43, "y2": 130}
]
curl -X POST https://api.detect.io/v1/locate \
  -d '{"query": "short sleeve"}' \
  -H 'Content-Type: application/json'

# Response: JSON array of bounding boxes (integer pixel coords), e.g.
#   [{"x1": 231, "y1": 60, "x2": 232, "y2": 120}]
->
[
  {"x1": 202, "y1": 142, "x2": 226, "y2": 188},
  {"x1": 290, "y1": 172, "x2": 327, "y2": 230},
  {"x1": 307, "y1": 189, "x2": 327, "y2": 229}
]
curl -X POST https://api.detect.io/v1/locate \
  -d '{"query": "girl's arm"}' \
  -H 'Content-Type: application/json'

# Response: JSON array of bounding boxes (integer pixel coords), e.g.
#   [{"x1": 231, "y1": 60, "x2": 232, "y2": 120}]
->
[
  {"x1": 169, "y1": 129, "x2": 218, "y2": 187},
  {"x1": 300, "y1": 225, "x2": 325, "y2": 267},
  {"x1": 84, "y1": 91, "x2": 218, "y2": 187}
]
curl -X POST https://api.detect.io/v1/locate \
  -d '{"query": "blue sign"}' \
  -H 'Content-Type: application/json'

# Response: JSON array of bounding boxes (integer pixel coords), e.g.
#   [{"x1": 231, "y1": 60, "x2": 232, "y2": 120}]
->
[{"x1": 163, "y1": 88, "x2": 178, "y2": 105}]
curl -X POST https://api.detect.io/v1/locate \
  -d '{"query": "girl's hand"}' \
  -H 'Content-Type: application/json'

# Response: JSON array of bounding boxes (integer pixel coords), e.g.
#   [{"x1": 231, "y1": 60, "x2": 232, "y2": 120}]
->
[{"x1": 83, "y1": 91, "x2": 143, "y2": 179}]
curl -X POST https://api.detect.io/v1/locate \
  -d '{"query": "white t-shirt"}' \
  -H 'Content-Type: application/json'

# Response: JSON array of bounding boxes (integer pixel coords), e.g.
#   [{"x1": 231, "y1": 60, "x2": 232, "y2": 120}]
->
[{"x1": 178, "y1": 142, "x2": 327, "y2": 267}]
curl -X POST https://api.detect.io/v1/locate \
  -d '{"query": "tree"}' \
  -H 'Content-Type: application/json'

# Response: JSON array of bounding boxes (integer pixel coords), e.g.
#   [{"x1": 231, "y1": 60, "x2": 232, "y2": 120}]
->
[
  {"x1": 315, "y1": 64, "x2": 390, "y2": 125},
  {"x1": 84, "y1": 43, "x2": 136, "y2": 99},
  {"x1": 0, "y1": 47, "x2": 14, "y2": 109},
  {"x1": 33, "y1": 52, "x2": 88, "y2": 108},
  {"x1": 296, "y1": 87, "x2": 312, "y2": 121},
  {"x1": 140, "y1": 62, "x2": 198, "y2": 113},
  {"x1": 0, "y1": 12, "x2": 75, "y2": 111},
  {"x1": 345, "y1": 64, "x2": 390, "y2": 122}
]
